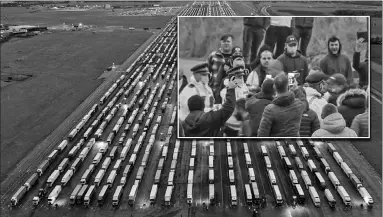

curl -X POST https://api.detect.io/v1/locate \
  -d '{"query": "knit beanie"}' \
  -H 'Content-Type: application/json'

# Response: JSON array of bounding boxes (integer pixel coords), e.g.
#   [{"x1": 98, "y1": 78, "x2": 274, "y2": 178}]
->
[
  {"x1": 188, "y1": 95, "x2": 205, "y2": 112},
  {"x1": 321, "y1": 103, "x2": 338, "y2": 119}
]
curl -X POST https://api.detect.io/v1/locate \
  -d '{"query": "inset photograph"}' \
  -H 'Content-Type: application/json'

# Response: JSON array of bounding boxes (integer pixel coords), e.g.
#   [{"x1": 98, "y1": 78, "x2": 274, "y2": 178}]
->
[{"x1": 178, "y1": 16, "x2": 370, "y2": 139}]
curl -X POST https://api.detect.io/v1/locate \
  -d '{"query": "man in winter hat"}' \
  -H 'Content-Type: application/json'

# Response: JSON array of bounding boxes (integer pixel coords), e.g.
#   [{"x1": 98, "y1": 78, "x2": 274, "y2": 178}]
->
[
  {"x1": 312, "y1": 103, "x2": 357, "y2": 137},
  {"x1": 323, "y1": 73, "x2": 349, "y2": 105}
]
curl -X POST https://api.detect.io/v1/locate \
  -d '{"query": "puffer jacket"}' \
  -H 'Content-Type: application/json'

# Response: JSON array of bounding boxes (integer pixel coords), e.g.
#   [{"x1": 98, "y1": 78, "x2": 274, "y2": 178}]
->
[
  {"x1": 312, "y1": 113, "x2": 357, "y2": 137},
  {"x1": 336, "y1": 88, "x2": 367, "y2": 127},
  {"x1": 299, "y1": 99, "x2": 320, "y2": 137},
  {"x1": 277, "y1": 50, "x2": 309, "y2": 85},
  {"x1": 257, "y1": 91, "x2": 305, "y2": 137},
  {"x1": 245, "y1": 92, "x2": 274, "y2": 136},
  {"x1": 351, "y1": 111, "x2": 369, "y2": 137}
]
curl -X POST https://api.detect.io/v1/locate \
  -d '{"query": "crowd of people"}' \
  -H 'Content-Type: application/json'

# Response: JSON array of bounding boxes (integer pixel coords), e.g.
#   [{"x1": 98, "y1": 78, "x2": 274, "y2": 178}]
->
[{"x1": 178, "y1": 17, "x2": 369, "y2": 138}]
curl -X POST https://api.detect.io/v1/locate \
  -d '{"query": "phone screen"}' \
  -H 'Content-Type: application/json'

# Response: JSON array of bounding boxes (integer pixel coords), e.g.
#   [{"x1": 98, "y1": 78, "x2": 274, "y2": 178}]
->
[{"x1": 357, "y1": 32, "x2": 368, "y2": 43}]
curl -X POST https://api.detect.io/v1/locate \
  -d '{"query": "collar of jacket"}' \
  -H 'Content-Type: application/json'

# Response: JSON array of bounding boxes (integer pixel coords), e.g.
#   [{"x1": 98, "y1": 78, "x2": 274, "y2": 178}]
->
[{"x1": 272, "y1": 91, "x2": 295, "y2": 106}]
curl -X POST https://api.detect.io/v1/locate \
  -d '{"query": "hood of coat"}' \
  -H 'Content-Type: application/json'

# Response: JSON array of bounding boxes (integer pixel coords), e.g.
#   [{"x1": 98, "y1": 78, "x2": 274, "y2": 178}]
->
[
  {"x1": 336, "y1": 88, "x2": 367, "y2": 108},
  {"x1": 327, "y1": 38, "x2": 342, "y2": 57},
  {"x1": 182, "y1": 111, "x2": 208, "y2": 133},
  {"x1": 322, "y1": 113, "x2": 346, "y2": 134},
  {"x1": 272, "y1": 91, "x2": 295, "y2": 107}
]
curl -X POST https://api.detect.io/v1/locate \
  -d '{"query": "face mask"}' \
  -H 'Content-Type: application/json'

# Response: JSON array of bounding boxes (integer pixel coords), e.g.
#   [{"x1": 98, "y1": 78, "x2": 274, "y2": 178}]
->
[
  {"x1": 287, "y1": 45, "x2": 298, "y2": 54},
  {"x1": 235, "y1": 77, "x2": 244, "y2": 87},
  {"x1": 200, "y1": 75, "x2": 209, "y2": 85}
]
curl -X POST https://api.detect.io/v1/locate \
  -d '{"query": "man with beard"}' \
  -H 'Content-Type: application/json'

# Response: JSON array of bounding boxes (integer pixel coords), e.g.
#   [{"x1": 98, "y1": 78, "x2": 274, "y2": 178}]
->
[
  {"x1": 257, "y1": 73, "x2": 304, "y2": 137},
  {"x1": 302, "y1": 67, "x2": 329, "y2": 127},
  {"x1": 272, "y1": 35, "x2": 309, "y2": 85},
  {"x1": 320, "y1": 36, "x2": 353, "y2": 84},
  {"x1": 246, "y1": 45, "x2": 274, "y2": 88},
  {"x1": 207, "y1": 34, "x2": 235, "y2": 75},
  {"x1": 179, "y1": 63, "x2": 215, "y2": 123}
]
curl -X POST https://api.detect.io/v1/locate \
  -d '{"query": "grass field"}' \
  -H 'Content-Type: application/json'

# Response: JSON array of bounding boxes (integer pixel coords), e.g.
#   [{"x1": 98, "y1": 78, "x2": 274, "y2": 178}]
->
[
  {"x1": 1, "y1": 7, "x2": 172, "y2": 28},
  {"x1": 0, "y1": 7, "x2": 172, "y2": 182}
]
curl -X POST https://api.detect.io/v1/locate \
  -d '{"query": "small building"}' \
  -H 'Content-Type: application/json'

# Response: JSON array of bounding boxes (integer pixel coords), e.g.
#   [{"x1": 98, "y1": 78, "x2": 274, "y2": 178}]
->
[{"x1": 105, "y1": 4, "x2": 111, "y2": 9}]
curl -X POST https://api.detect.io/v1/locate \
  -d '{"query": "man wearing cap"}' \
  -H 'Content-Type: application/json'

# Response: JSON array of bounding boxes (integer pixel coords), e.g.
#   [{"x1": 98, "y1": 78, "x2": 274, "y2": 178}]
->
[
  {"x1": 220, "y1": 66, "x2": 249, "y2": 104},
  {"x1": 207, "y1": 34, "x2": 235, "y2": 72},
  {"x1": 181, "y1": 78, "x2": 237, "y2": 137},
  {"x1": 179, "y1": 63, "x2": 215, "y2": 123},
  {"x1": 270, "y1": 35, "x2": 309, "y2": 85},
  {"x1": 292, "y1": 17, "x2": 314, "y2": 57},
  {"x1": 257, "y1": 73, "x2": 305, "y2": 137},
  {"x1": 323, "y1": 73, "x2": 349, "y2": 106},
  {"x1": 243, "y1": 17, "x2": 270, "y2": 66},
  {"x1": 302, "y1": 67, "x2": 329, "y2": 126},
  {"x1": 320, "y1": 36, "x2": 353, "y2": 84},
  {"x1": 214, "y1": 47, "x2": 248, "y2": 104},
  {"x1": 264, "y1": 17, "x2": 293, "y2": 58}
]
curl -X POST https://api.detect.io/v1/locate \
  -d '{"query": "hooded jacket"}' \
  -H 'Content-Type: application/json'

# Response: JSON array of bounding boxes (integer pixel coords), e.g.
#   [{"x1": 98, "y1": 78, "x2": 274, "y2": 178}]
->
[
  {"x1": 336, "y1": 88, "x2": 367, "y2": 127},
  {"x1": 277, "y1": 50, "x2": 309, "y2": 85},
  {"x1": 257, "y1": 91, "x2": 304, "y2": 137},
  {"x1": 245, "y1": 92, "x2": 274, "y2": 136},
  {"x1": 351, "y1": 110, "x2": 369, "y2": 137},
  {"x1": 182, "y1": 88, "x2": 235, "y2": 137},
  {"x1": 243, "y1": 17, "x2": 270, "y2": 30},
  {"x1": 320, "y1": 39, "x2": 353, "y2": 84},
  {"x1": 312, "y1": 113, "x2": 357, "y2": 137},
  {"x1": 353, "y1": 51, "x2": 368, "y2": 87}
]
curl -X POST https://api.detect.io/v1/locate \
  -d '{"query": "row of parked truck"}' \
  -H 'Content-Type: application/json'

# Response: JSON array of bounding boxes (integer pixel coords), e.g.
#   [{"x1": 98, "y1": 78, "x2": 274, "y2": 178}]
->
[{"x1": 10, "y1": 18, "x2": 178, "y2": 207}]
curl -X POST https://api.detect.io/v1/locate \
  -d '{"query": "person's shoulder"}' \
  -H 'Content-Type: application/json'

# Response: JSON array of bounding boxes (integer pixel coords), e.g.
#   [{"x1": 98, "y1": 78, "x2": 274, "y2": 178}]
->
[{"x1": 345, "y1": 127, "x2": 358, "y2": 137}]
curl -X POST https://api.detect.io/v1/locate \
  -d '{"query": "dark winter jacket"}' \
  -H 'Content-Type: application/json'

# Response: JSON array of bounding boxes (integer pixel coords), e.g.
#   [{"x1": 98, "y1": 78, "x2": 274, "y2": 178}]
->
[
  {"x1": 312, "y1": 113, "x2": 357, "y2": 137},
  {"x1": 245, "y1": 92, "x2": 274, "y2": 136},
  {"x1": 257, "y1": 91, "x2": 305, "y2": 137},
  {"x1": 243, "y1": 17, "x2": 270, "y2": 30},
  {"x1": 276, "y1": 50, "x2": 309, "y2": 85},
  {"x1": 299, "y1": 99, "x2": 320, "y2": 137},
  {"x1": 293, "y1": 17, "x2": 314, "y2": 28},
  {"x1": 182, "y1": 88, "x2": 235, "y2": 137},
  {"x1": 353, "y1": 52, "x2": 368, "y2": 87},
  {"x1": 336, "y1": 88, "x2": 367, "y2": 127},
  {"x1": 351, "y1": 111, "x2": 369, "y2": 137},
  {"x1": 320, "y1": 40, "x2": 353, "y2": 84}
]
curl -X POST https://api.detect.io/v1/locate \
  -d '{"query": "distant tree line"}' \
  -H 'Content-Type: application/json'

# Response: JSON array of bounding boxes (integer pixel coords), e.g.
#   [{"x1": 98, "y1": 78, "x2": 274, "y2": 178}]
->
[{"x1": 333, "y1": 10, "x2": 382, "y2": 18}]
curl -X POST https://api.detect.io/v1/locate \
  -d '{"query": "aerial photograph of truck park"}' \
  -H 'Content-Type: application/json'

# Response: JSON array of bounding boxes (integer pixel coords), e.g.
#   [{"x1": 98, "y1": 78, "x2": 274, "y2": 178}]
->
[{"x1": 0, "y1": 1, "x2": 382, "y2": 217}]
